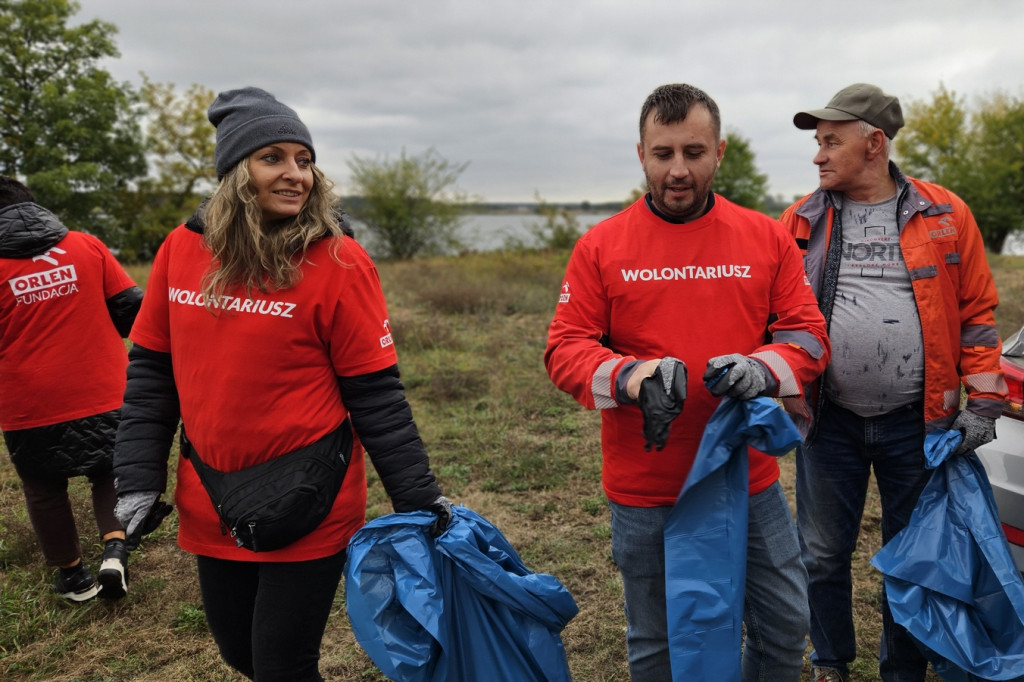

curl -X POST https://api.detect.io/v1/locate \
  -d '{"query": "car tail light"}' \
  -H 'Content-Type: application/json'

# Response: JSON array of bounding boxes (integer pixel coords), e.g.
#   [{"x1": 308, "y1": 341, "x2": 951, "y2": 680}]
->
[
  {"x1": 1001, "y1": 356, "x2": 1024, "y2": 420},
  {"x1": 1004, "y1": 522, "x2": 1024, "y2": 548}
]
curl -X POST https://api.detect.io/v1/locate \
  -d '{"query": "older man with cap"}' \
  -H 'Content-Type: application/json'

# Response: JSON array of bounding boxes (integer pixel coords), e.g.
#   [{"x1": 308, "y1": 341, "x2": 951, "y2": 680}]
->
[{"x1": 778, "y1": 83, "x2": 1006, "y2": 682}]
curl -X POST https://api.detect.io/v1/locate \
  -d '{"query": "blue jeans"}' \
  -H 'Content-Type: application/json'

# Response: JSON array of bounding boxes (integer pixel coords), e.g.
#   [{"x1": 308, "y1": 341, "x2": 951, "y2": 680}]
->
[
  {"x1": 610, "y1": 481, "x2": 808, "y2": 682},
  {"x1": 796, "y1": 398, "x2": 930, "y2": 681}
]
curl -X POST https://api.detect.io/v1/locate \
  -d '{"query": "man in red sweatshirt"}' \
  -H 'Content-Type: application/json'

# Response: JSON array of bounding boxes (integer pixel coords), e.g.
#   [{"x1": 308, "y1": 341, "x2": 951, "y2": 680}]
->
[{"x1": 545, "y1": 83, "x2": 830, "y2": 681}]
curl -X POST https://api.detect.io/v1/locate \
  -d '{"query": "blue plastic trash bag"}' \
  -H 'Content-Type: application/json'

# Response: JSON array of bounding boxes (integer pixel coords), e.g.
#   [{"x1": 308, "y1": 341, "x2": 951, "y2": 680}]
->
[
  {"x1": 664, "y1": 396, "x2": 803, "y2": 681},
  {"x1": 345, "y1": 505, "x2": 578, "y2": 682},
  {"x1": 871, "y1": 429, "x2": 1024, "y2": 681}
]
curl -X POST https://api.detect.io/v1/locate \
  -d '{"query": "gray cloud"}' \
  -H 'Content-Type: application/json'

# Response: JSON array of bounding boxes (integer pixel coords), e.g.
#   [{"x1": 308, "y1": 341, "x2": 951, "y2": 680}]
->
[{"x1": 78, "y1": 0, "x2": 1024, "y2": 203}]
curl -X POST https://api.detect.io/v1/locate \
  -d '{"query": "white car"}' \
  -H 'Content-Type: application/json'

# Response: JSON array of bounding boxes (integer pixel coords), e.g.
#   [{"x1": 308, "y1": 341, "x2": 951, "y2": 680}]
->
[{"x1": 975, "y1": 325, "x2": 1024, "y2": 575}]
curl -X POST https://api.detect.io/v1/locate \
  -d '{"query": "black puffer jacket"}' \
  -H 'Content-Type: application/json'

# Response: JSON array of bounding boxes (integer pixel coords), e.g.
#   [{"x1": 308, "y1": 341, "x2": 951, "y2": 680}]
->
[
  {"x1": 114, "y1": 211, "x2": 440, "y2": 512},
  {"x1": 0, "y1": 202, "x2": 142, "y2": 334},
  {"x1": 4, "y1": 411, "x2": 121, "y2": 477},
  {"x1": 0, "y1": 201, "x2": 68, "y2": 258},
  {"x1": 0, "y1": 202, "x2": 143, "y2": 475}
]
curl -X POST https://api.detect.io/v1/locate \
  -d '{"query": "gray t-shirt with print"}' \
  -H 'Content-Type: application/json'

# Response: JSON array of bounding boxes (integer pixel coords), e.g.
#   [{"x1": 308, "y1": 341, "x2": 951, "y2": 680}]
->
[{"x1": 824, "y1": 195, "x2": 924, "y2": 417}]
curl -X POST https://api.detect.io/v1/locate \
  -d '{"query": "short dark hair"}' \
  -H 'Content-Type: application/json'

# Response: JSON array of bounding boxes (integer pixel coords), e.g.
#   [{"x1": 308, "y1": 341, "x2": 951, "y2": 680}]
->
[
  {"x1": 639, "y1": 84, "x2": 722, "y2": 142},
  {"x1": 0, "y1": 175, "x2": 35, "y2": 209}
]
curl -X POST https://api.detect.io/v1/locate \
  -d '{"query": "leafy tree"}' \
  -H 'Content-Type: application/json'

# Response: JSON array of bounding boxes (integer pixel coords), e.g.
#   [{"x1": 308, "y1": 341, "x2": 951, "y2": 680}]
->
[
  {"x1": 140, "y1": 76, "x2": 217, "y2": 201},
  {"x1": 967, "y1": 93, "x2": 1024, "y2": 254},
  {"x1": 624, "y1": 183, "x2": 647, "y2": 208},
  {"x1": 347, "y1": 147, "x2": 468, "y2": 259},
  {"x1": 115, "y1": 76, "x2": 217, "y2": 260},
  {"x1": 0, "y1": 0, "x2": 145, "y2": 244},
  {"x1": 763, "y1": 194, "x2": 802, "y2": 219},
  {"x1": 897, "y1": 84, "x2": 1024, "y2": 253},
  {"x1": 895, "y1": 83, "x2": 971, "y2": 193},
  {"x1": 714, "y1": 130, "x2": 769, "y2": 211},
  {"x1": 529, "y1": 193, "x2": 581, "y2": 250}
]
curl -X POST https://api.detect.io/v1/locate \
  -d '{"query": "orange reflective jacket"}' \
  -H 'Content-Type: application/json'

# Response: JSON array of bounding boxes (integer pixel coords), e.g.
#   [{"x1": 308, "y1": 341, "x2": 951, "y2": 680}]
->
[{"x1": 779, "y1": 164, "x2": 1005, "y2": 432}]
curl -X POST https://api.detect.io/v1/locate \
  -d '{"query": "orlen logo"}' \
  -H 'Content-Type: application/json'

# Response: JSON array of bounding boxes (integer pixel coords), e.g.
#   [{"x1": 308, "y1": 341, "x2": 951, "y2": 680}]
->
[
  {"x1": 9, "y1": 264, "x2": 78, "y2": 295},
  {"x1": 559, "y1": 282, "x2": 570, "y2": 303},
  {"x1": 380, "y1": 318, "x2": 394, "y2": 348},
  {"x1": 929, "y1": 215, "x2": 957, "y2": 240}
]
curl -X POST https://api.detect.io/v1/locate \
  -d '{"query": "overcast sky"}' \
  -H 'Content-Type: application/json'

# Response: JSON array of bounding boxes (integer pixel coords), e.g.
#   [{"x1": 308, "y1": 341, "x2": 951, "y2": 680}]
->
[{"x1": 77, "y1": 0, "x2": 1024, "y2": 205}]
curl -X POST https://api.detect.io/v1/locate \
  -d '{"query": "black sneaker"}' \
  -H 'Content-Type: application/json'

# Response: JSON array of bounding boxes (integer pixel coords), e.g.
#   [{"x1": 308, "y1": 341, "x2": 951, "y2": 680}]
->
[
  {"x1": 97, "y1": 538, "x2": 128, "y2": 599},
  {"x1": 54, "y1": 562, "x2": 100, "y2": 602}
]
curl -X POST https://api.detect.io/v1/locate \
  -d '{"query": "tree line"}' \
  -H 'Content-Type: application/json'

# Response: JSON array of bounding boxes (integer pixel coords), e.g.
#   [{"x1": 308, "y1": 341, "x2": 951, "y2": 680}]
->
[{"x1": 2, "y1": 0, "x2": 1021, "y2": 260}]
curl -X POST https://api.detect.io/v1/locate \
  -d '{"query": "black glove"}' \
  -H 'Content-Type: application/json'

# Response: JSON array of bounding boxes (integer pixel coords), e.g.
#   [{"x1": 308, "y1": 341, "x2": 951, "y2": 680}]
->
[
  {"x1": 637, "y1": 358, "x2": 687, "y2": 451},
  {"x1": 426, "y1": 495, "x2": 453, "y2": 537},
  {"x1": 951, "y1": 409, "x2": 996, "y2": 456},
  {"x1": 703, "y1": 354, "x2": 769, "y2": 400}
]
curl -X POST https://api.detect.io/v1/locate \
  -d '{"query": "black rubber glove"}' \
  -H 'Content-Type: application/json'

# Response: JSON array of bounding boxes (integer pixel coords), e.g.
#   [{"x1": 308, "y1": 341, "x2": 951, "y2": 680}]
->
[
  {"x1": 426, "y1": 495, "x2": 453, "y2": 537},
  {"x1": 637, "y1": 358, "x2": 687, "y2": 451}
]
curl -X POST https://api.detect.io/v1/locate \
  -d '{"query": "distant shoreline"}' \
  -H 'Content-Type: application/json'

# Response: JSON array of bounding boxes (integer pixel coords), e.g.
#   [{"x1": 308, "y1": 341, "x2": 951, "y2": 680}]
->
[{"x1": 338, "y1": 196, "x2": 625, "y2": 216}]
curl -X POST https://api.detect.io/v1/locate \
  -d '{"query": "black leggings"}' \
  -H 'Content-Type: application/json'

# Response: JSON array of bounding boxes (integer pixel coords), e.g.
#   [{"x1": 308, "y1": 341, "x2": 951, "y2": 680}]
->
[{"x1": 196, "y1": 550, "x2": 346, "y2": 682}]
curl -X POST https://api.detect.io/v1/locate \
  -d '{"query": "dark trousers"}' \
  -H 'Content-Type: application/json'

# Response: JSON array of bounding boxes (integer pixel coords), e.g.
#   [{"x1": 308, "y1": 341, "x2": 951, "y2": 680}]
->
[
  {"x1": 16, "y1": 466, "x2": 121, "y2": 566},
  {"x1": 6, "y1": 414, "x2": 122, "y2": 566},
  {"x1": 196, "y1": 550, "x2": 346, "y2": 682},
  {"x1": 797, "y1": 398, "x2": 931, "y2": 681}
]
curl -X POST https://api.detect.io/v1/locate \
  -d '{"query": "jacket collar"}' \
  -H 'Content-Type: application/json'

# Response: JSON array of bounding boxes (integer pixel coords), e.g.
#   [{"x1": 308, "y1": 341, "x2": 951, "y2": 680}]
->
[
  {"x1": 795, "y1": 161, "x2": 925, "y2": 224},
  {"x1": 0, "y1": 202, "x2": 70, "y2": 258},
  {"x1": 184, "y1": 200, "x2": 206, "y2": 235}
]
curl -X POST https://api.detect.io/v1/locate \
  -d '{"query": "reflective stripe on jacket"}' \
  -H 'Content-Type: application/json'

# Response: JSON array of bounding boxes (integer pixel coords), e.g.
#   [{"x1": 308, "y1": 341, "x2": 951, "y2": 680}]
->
[{"x1": 778, "y1": 163, "x2": 1005, "y2": 433}]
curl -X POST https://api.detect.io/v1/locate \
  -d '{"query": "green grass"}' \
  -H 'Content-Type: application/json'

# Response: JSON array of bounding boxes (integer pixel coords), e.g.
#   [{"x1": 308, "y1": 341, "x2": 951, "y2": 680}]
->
[{"x1": 1, "y1": 249, "x2": 1021, "y2": 680}]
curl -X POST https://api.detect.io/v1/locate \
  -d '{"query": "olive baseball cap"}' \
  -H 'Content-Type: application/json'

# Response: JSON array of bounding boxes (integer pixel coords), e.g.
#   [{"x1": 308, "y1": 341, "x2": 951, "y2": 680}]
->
[{"x1": 793, "y1": 83, "x2": 904, "y2": 139}]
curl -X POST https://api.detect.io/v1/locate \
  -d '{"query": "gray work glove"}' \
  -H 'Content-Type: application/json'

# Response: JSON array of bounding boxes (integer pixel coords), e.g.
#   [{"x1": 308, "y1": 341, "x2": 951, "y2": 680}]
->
[
  {"x1": 703, "y1": 354, "x2": 769, "y2": 401},
  {"x1": 637, "y1": 357, "x2": 687, "y2": 452},
  {"x1": 115, "y1": 491, "x2": 172, "y2": 550},
  {"x1": 426, "y1": 495, "x2": 453, "y2": 538},
  {"x1": 951, "y1": 409, "x2": 997, "y2": 456}
]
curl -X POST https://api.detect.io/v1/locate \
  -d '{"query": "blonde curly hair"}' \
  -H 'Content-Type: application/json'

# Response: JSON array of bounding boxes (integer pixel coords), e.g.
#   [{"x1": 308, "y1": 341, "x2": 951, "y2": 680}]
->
[{"x1": 200, "y1": 158, "x2": 347, "y2": 311}]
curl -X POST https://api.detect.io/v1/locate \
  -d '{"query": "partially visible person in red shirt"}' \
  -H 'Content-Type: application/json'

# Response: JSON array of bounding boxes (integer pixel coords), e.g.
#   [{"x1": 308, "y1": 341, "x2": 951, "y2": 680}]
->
[{"x1": 0, "y1": 174, "x2": 142, "y2": 602}]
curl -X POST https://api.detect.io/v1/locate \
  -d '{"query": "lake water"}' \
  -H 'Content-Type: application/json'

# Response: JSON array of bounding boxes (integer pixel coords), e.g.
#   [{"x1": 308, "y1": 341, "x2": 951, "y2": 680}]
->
[
  {"x1": 348, "y1": 211, "x2": 617, "y2": 255},
  {"x1": 455, "y1": 212, "x2": 616, "y2": 251},
  {"x1": 356, "y1": 210, "x2": 1024, "y2": 256}
]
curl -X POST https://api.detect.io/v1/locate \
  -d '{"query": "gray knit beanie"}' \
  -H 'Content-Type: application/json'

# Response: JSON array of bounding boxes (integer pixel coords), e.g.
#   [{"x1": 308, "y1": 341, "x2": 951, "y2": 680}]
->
[{"x1": 208, "y1": 87, "x2": 315, "y2": 179}]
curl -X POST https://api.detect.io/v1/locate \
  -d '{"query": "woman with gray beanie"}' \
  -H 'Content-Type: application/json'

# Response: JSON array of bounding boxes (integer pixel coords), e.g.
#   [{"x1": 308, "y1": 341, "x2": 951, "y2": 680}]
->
[{"x1": 111, "y1": 87, "x2": 452, "y2": 681}]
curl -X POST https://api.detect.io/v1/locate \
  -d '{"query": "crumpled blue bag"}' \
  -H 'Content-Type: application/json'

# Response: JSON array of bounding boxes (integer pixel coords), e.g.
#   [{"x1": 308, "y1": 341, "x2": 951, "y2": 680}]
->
[
  {"x1": 664, "y1": 396, "x2": 803, "y2": 681},
  {"x1": 871, "y1": 430, "x2": 1024, "y2": 681},
  {"x1": 345, "y1": 505, "x2": 578, "y2": 682}
]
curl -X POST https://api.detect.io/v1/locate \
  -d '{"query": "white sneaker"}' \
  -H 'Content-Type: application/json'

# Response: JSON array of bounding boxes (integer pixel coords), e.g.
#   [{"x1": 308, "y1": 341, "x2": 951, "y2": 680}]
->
[{"x1": 97, "y1": 538, "x2": 128, "y2": 599}]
